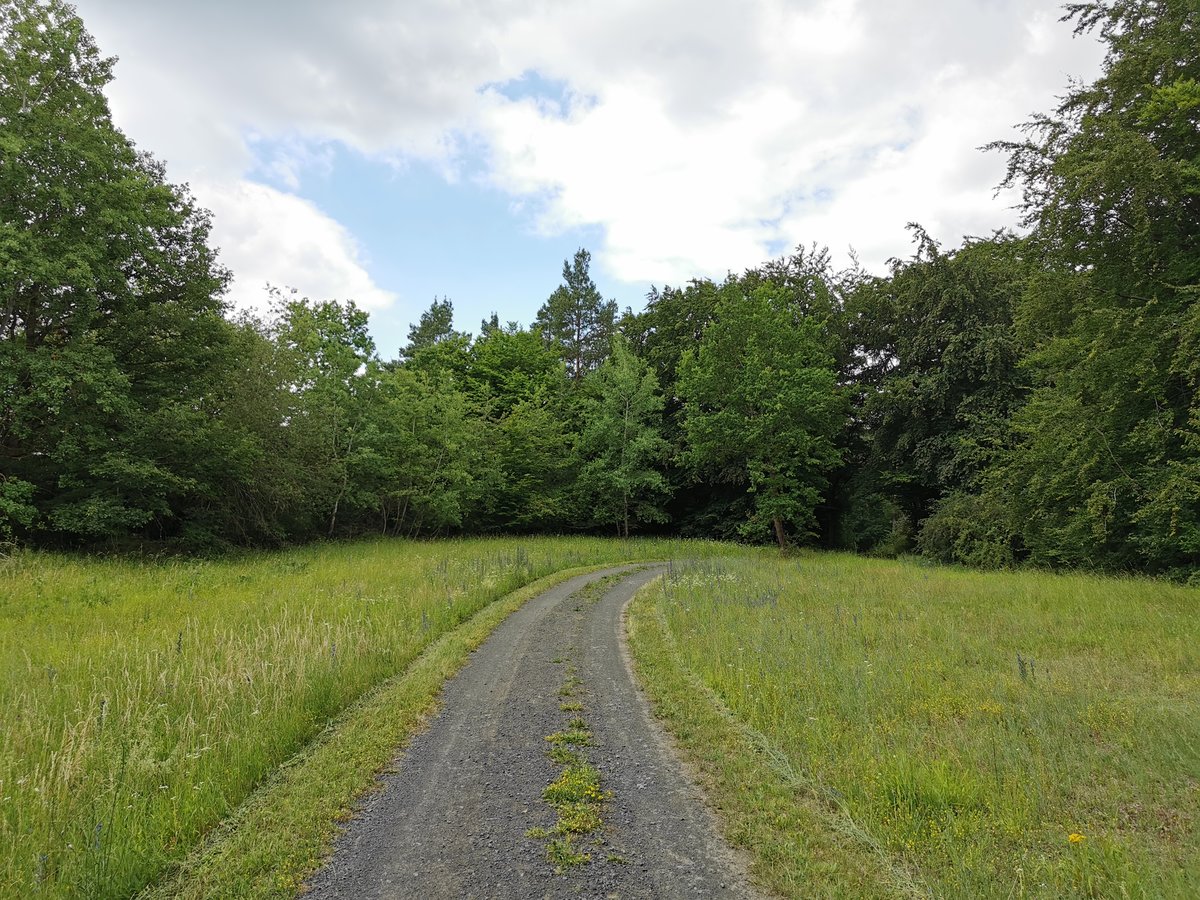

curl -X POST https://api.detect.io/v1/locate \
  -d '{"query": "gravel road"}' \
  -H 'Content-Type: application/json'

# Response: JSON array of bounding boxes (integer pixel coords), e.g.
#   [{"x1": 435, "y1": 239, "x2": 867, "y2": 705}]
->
[{"x1": 303, "y1": 565, "x2": 761, "y2": 900}]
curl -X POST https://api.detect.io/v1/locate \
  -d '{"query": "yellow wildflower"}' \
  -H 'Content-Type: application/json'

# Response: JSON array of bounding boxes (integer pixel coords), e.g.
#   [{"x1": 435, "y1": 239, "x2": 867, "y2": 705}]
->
[{"x1": 1068, "y1": 833, "x2": 1086, "y2": 844}]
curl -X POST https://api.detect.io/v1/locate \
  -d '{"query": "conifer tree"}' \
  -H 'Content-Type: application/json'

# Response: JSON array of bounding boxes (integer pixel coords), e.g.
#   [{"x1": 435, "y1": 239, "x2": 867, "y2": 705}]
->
[{"x1": 534, "y1": 249, "x2": 617, "y2": 381}]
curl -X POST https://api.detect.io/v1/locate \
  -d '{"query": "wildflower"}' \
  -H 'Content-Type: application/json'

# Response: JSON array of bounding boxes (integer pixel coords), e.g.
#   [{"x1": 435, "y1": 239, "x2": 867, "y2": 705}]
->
[{"x1": 1068, "y1": 833, "x2": 1086, "y2": 844}]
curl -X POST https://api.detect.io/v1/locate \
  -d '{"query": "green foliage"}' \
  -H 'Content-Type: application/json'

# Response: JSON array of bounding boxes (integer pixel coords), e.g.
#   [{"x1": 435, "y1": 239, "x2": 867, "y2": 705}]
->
[
  {"x1": 0, "y1": 475, "x2": 35, "y2": 541},
  {"x1": 465, "y1": 322, "x2": 574, "y2": 531},
  {"x1": 847, "y1": 230, "x2": 1031, "y2": 533},
  {"x1": 986, "y1": 0, "x2": 1200, "y2": 575},
  {"x1": 361, "y1": 366, "x2": 486, "y2": 536},
  {"x1": 269, "y1": 292, "x2": 378, "y2": 537},
  {"x1": 575, "y1": 336, "x2": 670, "y2": 536},
  {"x1": 679, "y1": 284, "x2": 844, "y2": 548},
  {"x1": 466, "y1": 322, "x2": 568, "y2": 416},
  {"x1": 401, "y1": 296, "x2": 466, "y2": 360},
  {"x1": 917, "y1": 490, "x2": 1015, "y2": 568},
  {"x1": 535, "y1": 248, "x2": 618, "y2": 381},
  {"x1": 483, "y1": 396, "x2": 574, "y2": 531},
  {"x1": 0, "y1": 0, "x2": 231, "y2": 546},
  {"x1": 624, "y1": 277, "x2": 733, "y2": 395}
]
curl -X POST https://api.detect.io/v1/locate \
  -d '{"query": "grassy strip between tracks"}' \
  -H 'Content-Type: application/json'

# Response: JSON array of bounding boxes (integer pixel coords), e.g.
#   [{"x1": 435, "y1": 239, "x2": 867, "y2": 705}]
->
[{"x1": 526, "y1": 575, "x2": 626, "y2": 871}]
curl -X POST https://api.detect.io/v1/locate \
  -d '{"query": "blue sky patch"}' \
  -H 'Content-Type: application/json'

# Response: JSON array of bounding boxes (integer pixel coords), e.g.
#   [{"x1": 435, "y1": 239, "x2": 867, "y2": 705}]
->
[
  {"x1": 246, "y1": 139, "x2": 642, "y2": 354},
  {"x1": 482, "y1": 69, "x2": 595, "y2": 119}
]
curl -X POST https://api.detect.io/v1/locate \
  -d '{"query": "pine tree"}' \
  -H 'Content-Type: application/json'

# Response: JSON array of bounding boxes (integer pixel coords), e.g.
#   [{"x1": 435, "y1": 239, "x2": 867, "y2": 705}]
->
[{"x1": 534, "y1": 248, "x2": 617, "y2": 381}]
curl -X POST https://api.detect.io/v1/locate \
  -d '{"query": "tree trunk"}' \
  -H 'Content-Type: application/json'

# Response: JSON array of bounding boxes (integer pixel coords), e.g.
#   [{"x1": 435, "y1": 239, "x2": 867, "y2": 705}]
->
[
  {"x1": 328, "y1": 493, "x2": 341, "y2": 538},
  {"x1": 772, "y1": 517, "x2": 788, "y2": 551}
]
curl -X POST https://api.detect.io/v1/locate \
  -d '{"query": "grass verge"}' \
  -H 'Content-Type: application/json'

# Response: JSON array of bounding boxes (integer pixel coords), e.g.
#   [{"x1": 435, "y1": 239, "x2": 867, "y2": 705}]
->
[
  {"x1": 627, "y1": 555, "x2": 1200, "y2": 898},
  {"x1": 626, "y1": 572, "x2": 909, "y2": 899},
  {"x1": 139, "y1": 565, "x2": 611, "y2": 899}
]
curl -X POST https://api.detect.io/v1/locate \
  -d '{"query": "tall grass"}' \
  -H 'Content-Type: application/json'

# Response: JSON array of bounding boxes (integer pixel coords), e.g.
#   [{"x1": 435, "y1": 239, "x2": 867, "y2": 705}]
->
[
  {"x1": 0, "y1": 537, "x2": 710, "y2": 898},
  {"x1": 653, "y1": 554, "x2": 1199, "y2": 897}
]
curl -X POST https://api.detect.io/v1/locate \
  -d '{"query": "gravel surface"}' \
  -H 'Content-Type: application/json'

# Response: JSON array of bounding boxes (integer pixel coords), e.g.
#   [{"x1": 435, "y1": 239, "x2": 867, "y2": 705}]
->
[{"x1": 303, "y1": 565, "x2": 761, "y2": 900}]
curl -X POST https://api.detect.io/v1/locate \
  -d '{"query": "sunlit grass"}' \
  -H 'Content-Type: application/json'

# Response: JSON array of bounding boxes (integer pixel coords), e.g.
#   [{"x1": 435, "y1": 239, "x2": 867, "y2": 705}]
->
[
  {"x1": 635, "y1": 554, "x2": 1200, "y2": 898},
  {"x1": 0, "y1": 537, "x2": 719, "y2": 898}
]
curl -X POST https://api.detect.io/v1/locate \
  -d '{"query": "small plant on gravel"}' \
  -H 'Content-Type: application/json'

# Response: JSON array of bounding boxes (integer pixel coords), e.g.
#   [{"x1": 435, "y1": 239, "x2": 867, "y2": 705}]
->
[
  {"x1": 545, "y1": 728, "x2": 592, "y2": 748},
  {"x1": 543, "y1": 762, "x2": 607, "y2": 805},
  {"x1": 547, "y1": 745, "x2": 580, "y2": 765},
  {"x1": 558, "y1": 801, "x2": 603, "y2": 832},
  {"x1": 547, "y1": 837, "x2": 591, "y2": 867},
  {"x1": 560, "y1": 701, "x2": 584, "y2": 712}
]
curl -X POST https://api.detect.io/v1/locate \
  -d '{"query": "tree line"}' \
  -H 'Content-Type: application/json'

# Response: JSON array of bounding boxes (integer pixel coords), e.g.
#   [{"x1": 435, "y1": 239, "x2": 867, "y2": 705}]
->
[{"x1": 1, "y1": 0, "x2": 1196, "y2": 579}]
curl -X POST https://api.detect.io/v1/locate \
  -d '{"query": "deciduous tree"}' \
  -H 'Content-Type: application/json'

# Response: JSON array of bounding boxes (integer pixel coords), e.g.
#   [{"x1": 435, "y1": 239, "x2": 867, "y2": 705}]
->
[
  {"x1": 679, "y1": 285, "x2": 844, "y2": 548},
  {"x1": 576, "y1": 336, "x2": 670, "y2": 537},
  {"x1": 0, "y1": 0, "x2": 231, "y2": 544},
  {"x1": 990, "y1": 0, "x2": 1200, "y2": 574}
]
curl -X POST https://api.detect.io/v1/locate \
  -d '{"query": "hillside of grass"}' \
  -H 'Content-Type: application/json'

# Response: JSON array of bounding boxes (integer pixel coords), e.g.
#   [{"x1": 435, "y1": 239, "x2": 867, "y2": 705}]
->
[{"x1": 628, "y1": 554, "x2": 1200, "y2": 898}]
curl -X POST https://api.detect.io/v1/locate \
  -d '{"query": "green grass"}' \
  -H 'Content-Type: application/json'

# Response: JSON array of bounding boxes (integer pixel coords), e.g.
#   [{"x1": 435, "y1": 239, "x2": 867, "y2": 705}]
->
[
  {"x1": 628, "y1": 554, "x2": 1200, "y2": 898},
  {"x1": 143, "y1": 564, "x2": 606, "y2": 899},
  {"x1": 0, "y1": 537, "x2": 721, "y2": 898}
]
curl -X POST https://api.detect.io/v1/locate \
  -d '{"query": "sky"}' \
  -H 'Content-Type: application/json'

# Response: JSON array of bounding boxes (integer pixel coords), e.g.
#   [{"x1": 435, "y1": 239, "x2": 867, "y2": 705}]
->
[{"x1": 75, "y1": 0, "x2": 1105, "y2": 358}]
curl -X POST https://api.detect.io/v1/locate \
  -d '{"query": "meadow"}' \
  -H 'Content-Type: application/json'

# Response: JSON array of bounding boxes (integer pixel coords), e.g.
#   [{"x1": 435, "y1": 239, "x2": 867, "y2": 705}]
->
[
  {"x1": 0, "y1": 537, "x2": 720, "y2": 898},
  {"x1": 628, "y1": 555, "x2": 1200, "y2": 898}
]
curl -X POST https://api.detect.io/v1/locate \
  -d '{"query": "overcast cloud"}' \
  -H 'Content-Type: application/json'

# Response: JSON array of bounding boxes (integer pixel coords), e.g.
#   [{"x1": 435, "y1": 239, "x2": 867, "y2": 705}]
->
[{"x1": 77, "y1": 0, "x2": 1104, "y2": 318}]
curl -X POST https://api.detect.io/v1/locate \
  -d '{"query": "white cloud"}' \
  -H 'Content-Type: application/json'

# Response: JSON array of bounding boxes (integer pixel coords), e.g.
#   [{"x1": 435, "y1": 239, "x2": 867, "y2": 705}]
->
[
  {"x1": 471, "y1": 0, "x2": 1106, "y2": 281},
  {"x1": 201, "y1": 181, "x2": 397, "y2": 313},
  {"x1": 77, "y1": 0, "x2": 1106, "y2": 297}
]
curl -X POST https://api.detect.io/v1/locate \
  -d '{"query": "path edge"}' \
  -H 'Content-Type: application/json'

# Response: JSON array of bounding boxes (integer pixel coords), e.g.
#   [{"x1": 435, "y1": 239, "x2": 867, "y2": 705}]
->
[
  {"x1": 138, "y1": 564, "x2": 622, "y2": 900},
  {"x1": 611, "y1": 571, "x2": 765, "y2": 897},
  {"x1": 622, "y1": 573, "x2": 923, "y2": 899}
]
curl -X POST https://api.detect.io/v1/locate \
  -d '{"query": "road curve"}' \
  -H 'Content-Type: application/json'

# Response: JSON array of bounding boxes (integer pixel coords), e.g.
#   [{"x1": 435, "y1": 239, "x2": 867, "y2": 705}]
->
[{"x1": 303, "y1": 565, "x2": 760, "y2": 900}]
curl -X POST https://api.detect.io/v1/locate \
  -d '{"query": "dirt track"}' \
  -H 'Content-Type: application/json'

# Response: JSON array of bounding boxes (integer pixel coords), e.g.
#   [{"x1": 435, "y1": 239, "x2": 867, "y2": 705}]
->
[{"x1": 303, "y1": 565, "x2": 759, "y2": 899}]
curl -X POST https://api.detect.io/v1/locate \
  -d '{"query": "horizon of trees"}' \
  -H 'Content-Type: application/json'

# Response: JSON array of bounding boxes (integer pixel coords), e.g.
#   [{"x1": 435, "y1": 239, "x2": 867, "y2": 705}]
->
[{"x1": 1, "y1": 0, "x2": 1196, "y2": 581}]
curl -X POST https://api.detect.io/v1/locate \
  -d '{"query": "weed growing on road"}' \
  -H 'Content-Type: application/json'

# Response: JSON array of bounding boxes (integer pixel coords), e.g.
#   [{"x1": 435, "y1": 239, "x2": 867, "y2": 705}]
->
[
  {"x1": 530, "y1": 721, "x2": 610, "y2": 871},
  {"x1": 546, "y1": 727, "x2": 593, "y2": 748},
  {"x1": 547, "y1": 838, "x2": 591, "y2": 868},
  {"x1": 525, "y1": 577, "x2": 623, "y2": 872}
]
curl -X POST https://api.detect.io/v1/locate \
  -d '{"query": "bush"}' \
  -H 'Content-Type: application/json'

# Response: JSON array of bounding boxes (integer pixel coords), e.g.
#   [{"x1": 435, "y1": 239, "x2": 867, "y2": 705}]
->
[{"x1": 918, "y1": 491, "x2": 1015, "y2": 567}]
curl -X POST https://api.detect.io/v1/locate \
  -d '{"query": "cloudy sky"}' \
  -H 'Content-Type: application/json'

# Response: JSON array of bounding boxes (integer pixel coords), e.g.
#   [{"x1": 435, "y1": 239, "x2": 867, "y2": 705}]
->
[{"x1": 76, "y1": 0, "x2": 1104, "y2": 356}]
